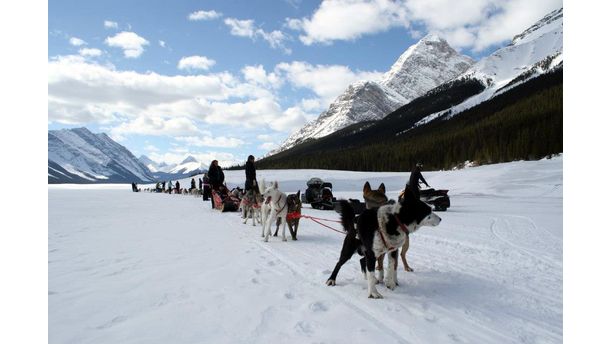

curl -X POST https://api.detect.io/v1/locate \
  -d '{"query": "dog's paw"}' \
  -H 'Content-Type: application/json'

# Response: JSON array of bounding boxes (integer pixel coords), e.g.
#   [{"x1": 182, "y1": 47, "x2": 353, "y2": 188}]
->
[
  {"x1": 263, "y1": 237, "x2": 269, "y2": 242},
  {"x1": 376, "y1": 271, "x2": 384, "y2": 284},
  {"x1": 404, "y1": 265, "x2": 414, "y2": 272},
  {"x1": 282, "y1": 237, "x2": 287, "y2": 242},
  {"x1": 368, "y1": 291, "x2": 384, "y2": 299},
  {"x1": 292, "y1": 237, "x2": 297, "y2": 241},
  {"x1": 385, "y1": 279, "x2": 397, "y2": 290},
  {"x1": 326, "y1": 279, "x2": 336, "y2": 286}
]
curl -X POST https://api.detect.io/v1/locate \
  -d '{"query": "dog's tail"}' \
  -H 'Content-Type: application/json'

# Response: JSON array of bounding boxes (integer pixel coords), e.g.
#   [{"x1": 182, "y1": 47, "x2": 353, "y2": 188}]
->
[{"x1": 338, "y1": 200, "x2": 355, "y2": 235}]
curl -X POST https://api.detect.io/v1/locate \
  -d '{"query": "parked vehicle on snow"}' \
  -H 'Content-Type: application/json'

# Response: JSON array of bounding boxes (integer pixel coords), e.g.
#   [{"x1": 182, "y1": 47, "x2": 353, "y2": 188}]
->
[
  {"x1": 400, "y1": 187, "x2": 450, "y2": 211},
  {"x1": 301, "y1": 177, "x2": 336, "y2": 210}
]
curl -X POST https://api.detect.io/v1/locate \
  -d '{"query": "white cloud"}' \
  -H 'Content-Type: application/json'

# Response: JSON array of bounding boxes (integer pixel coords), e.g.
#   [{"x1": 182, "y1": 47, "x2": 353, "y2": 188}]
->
[
  {"x1": 259, "y1": 142, "x2": 278, "y2": 150},
  {"x1": 104, "y1": 20, "x2": 119, "y2": 29},
  {"x1": 275, "y1": 61, "x2": 383, "y2": 105},
  {"x1": 144, "y1": 144, "x2": 159, "y2": 152},
  {"x1": 196, "y1": 97, "x2": 283, "y2": 127},
  {"x1": 270, "y1": 106, "x2": 315, "y2": 132},
  {"x1": 48, "y1": 55, "x2": 237, "y2": 124},
  {"x1": 110, "y1": 116, "x2": 199, "y2": 140},
  {"x1": 104, "y1": 31, "x2": 149, "y2": 58},
  {"x1": 241, "y1": 65, "x2": 283, "y2": 89},
  {"x1": 159, "y1": 40, "x2": 166, "y2": 48},
  {"x1": 188, "y1": 10, "x2": 222, "y2": 21},
  {"x1": 292, "y1": 0, "x2": 409, "y2": 45},
  {"x1": 47, "y1": 56, "x2": 298, "y2": 133},
  {"x1": 69, "y1": 37, "x2": 86, "y2": 46},
  {"x1": 224, "y1": 18, "x2": 291, "y2": 54},
  {"x1": 224, "y1": 18, "x2": 256, "y2": 37},
  {"x1": 175, "y1": 135, "x2": 245, "y2": 148},
  {"x1": 300, "y1": 98, "x2": 325, "y2": 112},
  {"x1": 291, "y1": 0, "x2": 562, "y2": 51},
  {"x1": 79, "y1": 48, "x2": 102, "y2": 57},
  {"x1": 178, "y1": 55, "x2": 216, "y2": 71},
  {"x1": 470, "y1": 0, "x2": 562, "y2": 51}
]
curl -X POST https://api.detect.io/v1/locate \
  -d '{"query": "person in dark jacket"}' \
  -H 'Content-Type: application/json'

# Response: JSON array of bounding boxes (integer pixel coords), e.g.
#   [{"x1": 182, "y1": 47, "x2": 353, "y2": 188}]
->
[
  {"x1": 202, "y1": 173, "x2": 210, "y2": 201},
  {"x1": 208, "y1": 160, "x2": 225, "y2": 208},
  {"x1": 408, "y1": 163, "x2": 430, "y2": 197},
  {"x1": 175, "y1": 180, "x2": 181, "y2": 193},
  {"x1": 191, "y1": 178, "x2": 196, "y2": 191},
  {"x1": 162, "y1": 181, "x2": 166, "y2": 192},
  {"x1": 245, "y1": 155, "x2": 257, "y2": 191}
]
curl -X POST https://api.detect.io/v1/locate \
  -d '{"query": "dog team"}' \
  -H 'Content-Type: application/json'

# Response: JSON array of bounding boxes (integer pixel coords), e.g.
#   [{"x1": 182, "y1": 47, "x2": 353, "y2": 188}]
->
[{"x1": 143, "y1": 154, "x2": 442, "y2": 298}]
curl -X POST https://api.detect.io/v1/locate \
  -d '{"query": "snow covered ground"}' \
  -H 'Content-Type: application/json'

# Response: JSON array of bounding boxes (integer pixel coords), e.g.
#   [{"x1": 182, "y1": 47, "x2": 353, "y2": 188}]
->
[{"x1": 48, "y1": 157, "x2": 562, "y2": 343}]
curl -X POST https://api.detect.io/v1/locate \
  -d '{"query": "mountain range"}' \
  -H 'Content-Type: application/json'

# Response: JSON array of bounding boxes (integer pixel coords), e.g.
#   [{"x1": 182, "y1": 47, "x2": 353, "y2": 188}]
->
[
  {"x1": 48, "y1": 127, "x2": 155, "y2": 183},
  {"x1": 48, "y1": 8, "x2": 563, "y2": 181},
  {"x1": 48, "y1": 127, "x2": 206, "y2": 184},
  {"x1": 257, "y1": 7, "x2": 563, "y2": 171},
  {"x1": 271, "y1": 34, "x2": 475, "y2": 154}
]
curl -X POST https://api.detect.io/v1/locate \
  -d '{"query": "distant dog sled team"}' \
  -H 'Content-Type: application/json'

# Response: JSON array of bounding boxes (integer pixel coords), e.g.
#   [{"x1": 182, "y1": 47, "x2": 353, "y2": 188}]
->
[{"x1": 139, "y1": 156, "x2": 444, "y2": 298}]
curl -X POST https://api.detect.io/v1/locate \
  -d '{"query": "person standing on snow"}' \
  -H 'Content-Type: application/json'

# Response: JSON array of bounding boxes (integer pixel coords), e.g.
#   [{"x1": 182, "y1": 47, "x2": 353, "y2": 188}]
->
[
  {"x1": 244, "y1": 155, "x2": 257, "y2": 191},
  {"x1": 208, "y1": 160, "x2": 225, "y2": 208},
  {"x1": 408, "y1": 163, "x2": 430, "y2": 197},
  {"x1": 168, "y1": 180, "x2": 173, "y2": 194}
]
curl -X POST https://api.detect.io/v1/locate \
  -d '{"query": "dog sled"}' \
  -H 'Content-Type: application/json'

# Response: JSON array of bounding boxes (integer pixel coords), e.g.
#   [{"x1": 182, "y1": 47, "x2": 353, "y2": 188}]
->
[
  {"x1": 301, "y1": 177, "x2": 337, "y2": 210},
  {"x1": 211, "y1": 186, "x2": 241, "y2": 212}
]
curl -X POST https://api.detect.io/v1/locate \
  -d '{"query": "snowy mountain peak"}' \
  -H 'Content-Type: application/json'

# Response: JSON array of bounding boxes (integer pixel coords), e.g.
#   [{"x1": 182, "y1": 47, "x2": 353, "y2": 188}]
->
[
  {"x1": 379, "y1": 34, "x2": 474, "y2": 100},
  {"x1": 48, "y1": 128, "x2": 154, "y2": 183},
  {"x1": 418, "y1": 33, "x2": 444, "y2": 43},
  {"x1": 181, "y1": 156, "x2": 198, "y2": 164},
  {"x1": 511, "y1": 7, "x2": 563, "y2": 46},
  {"x1": 271, "y1": 35, "x2": 474, "y2": 155}
]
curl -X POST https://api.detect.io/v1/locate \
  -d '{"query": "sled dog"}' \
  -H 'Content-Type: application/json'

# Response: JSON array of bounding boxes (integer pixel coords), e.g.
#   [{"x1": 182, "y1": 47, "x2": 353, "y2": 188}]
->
[
  {"x1": 275, "y1": 190, "x2": 301, "y2": 240},
  {"x1": 242, "y1": 187, "x2": 262, "y2": 226},
  {"x1": 261, "y1": 181, "x2": 288, "y2": 242},
  {"x1": 326, "y1": 186, "x2": 441, "y2": 298}
]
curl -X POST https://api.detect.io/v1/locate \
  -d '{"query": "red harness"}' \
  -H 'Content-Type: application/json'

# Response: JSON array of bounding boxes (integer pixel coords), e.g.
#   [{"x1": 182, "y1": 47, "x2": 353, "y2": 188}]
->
[
  {"x1": 287, "y1": 211, "x2": 301, "y2": 221},
  {"x1": 378, "y1": 215, "x2": 410, "y2": 251}
]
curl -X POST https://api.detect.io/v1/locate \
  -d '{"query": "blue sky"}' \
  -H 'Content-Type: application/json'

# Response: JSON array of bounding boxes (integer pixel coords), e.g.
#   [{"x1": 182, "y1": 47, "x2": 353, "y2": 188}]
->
[{"x1": 48, "y1": 0, "x2": 562, "y2": 167}]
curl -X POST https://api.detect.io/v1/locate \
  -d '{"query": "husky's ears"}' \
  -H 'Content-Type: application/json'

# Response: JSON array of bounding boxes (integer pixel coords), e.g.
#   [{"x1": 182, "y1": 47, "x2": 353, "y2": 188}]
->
[
  {"x1": 273, "y1": 181, "x2": 279, "y2": 189},
  {"x1": 363, "y1": 181, "x2": 372, "y2": 193},
  {"x1": 378, "y1": 183, "x2": 386, "y2": 193},
  {"x1": 402, "y1": 185, "x2": 417, "y2": 203},
  {"x1": 296, "y1": 190, "x2": 301, "y2": 198}
]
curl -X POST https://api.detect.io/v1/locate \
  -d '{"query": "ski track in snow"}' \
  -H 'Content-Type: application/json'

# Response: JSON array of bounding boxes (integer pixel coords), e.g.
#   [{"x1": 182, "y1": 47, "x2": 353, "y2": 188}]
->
[{"x1": 49, "y1": 158, "x2": 562, "y2": 344}]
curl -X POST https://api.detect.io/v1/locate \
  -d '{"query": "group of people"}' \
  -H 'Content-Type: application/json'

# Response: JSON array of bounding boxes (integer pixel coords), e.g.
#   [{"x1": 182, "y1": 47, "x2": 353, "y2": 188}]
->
[
  {"x1": 146, "y1": 156, "x2": 429, "y2": 210},
  {"x1": 205, "y1": 155, "x2": 258, "y2": 209}
]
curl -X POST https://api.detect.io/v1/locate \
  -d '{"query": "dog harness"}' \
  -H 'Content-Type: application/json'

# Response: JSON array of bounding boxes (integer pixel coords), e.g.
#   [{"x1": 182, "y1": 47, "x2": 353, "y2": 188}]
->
[
  {"x1": 287, "y1": 211, "x2": 301, "y2": 220},
  {"x1": 378, "y1": 215, "x2": 410, "y2": 251},
  {"x1": 274, "y1": 195, "x2": 287, "y2": 215}
]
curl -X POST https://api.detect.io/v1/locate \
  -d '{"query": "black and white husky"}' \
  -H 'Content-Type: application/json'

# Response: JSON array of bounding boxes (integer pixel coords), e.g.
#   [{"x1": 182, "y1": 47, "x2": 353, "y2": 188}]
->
[{"x1": 326, "y1": 186, "x2": 442, "y2": 298}]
